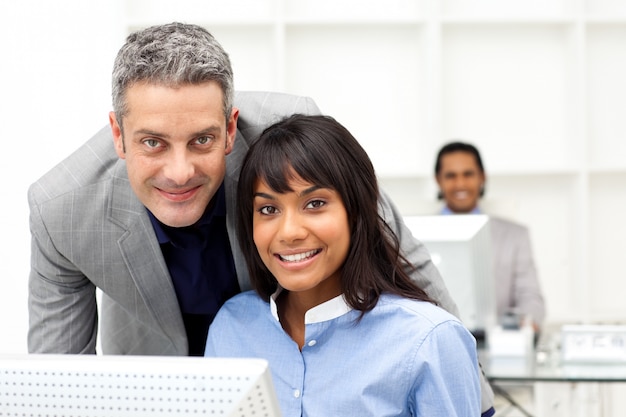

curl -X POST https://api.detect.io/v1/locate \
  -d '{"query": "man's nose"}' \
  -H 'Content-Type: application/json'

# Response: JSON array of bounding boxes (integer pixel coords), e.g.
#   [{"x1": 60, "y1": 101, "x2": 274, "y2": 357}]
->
[{"x1": 163, "y1": 149, "x2": 195, "y2": 186}]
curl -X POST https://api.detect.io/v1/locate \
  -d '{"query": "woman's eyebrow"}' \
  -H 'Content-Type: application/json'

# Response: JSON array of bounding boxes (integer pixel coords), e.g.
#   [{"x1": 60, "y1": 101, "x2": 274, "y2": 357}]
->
[
  {"x1": 253, "y1": 192, "x2": 274, "y2": 200},
  {"x1": 299, "y1": 185, "x2": 322, "y2": 197}
]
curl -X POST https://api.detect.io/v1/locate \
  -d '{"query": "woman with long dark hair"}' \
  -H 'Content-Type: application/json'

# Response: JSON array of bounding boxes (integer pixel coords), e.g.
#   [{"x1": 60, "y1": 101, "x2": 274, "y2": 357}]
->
[{"x1": 205, "y1": 114, "x2": 480, "y2": 416}]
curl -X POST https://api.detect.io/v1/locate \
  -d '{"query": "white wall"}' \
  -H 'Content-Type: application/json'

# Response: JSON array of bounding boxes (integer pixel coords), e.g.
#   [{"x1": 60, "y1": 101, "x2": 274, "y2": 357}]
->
[
  {"x1": 4, "y1": 0, "x2": 626, "y2": 354},
  {"x1": 0, "y1": 1, "x2": 124, "y2": 353}
]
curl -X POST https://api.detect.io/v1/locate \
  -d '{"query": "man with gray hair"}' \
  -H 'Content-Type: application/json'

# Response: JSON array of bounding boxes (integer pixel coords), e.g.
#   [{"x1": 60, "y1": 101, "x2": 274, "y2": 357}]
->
[{"x1": 27, "y1": 22, "x2": 494, "y2": 416}]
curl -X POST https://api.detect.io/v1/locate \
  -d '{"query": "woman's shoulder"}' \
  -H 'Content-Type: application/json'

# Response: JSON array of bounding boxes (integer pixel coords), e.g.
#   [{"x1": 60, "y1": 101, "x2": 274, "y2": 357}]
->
[
  {"x1": 376, "y1": 293, "x2": 464, "y2": 327},
  {"x1": 370, "y1": 295, "x2": 476, "y2": 352},
  {"x1": 220, "y1": 290, "x2": 267, "y2": 314},
  {"x1": 227, "y1": 289, "x2": 262, "y2": 302}
]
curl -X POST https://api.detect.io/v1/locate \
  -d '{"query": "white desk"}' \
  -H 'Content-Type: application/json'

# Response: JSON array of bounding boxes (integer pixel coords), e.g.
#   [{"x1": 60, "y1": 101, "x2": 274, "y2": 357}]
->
[{"x1": 482, "y1": 327, "x2": 626, "y2": 417}]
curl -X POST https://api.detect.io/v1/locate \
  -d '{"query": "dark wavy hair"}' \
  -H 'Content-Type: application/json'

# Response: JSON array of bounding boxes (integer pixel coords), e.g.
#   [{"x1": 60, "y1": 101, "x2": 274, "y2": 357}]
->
[{"x1": 236, "y1": 114, "x2": 433, "y2": 314}]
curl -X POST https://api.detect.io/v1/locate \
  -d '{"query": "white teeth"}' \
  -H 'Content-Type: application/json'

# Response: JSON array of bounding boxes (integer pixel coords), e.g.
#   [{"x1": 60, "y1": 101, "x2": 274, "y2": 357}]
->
[{"x1": 279, "y1": 250, "x2": 318, "y2": 262}]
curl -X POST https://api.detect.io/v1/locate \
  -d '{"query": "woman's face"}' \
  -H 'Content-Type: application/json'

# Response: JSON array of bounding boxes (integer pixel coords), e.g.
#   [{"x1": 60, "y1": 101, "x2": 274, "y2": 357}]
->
[{"x1": 251, "y1": 174, "x2": 350, "y2": 303}]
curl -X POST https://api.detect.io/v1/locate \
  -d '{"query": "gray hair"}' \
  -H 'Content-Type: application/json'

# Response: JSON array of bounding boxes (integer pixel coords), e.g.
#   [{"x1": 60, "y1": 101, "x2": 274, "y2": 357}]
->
[{"x1": 111, "y1": 22, "x2": 234, "y2": 123}]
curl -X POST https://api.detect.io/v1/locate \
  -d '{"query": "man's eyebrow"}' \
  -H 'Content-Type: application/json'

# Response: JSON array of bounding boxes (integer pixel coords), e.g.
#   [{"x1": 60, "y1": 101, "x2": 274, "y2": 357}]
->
[
  {"x1": 134, "y1": 128, "x2": 167, "y2": 138},
  {"x1": 133, "y1": 125, "x2": 222, "y2": 139},
  {"x1": 193, "y1": 126, "x2": 223, "y2": 137}
]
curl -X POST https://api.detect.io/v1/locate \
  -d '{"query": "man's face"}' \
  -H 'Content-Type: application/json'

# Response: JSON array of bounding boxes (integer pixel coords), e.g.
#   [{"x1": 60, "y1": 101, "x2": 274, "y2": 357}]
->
[
  {"x1": 109, "y1": 81, "x2": 238, "y2": 227},
  {"x1": 436, "y1": 151, "x2": 485, "y2": 214}
]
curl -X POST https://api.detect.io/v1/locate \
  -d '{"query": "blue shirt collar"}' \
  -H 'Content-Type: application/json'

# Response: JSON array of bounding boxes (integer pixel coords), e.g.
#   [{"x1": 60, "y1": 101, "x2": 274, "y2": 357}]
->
[{"x1": 441, "y1": 205, "x2": 482, "y2": 215}]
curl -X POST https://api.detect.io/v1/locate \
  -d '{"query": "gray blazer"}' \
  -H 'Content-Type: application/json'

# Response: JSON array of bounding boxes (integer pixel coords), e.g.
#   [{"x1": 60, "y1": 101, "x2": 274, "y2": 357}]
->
[
  {"x1": 28, "y1": 90, "x2": 493, "y2": 411},
  {"x1": 490, "y1": 216, "x2": 546, "y2": 326},
  {"x1": 27, "y1": 90, "x2": 458, "y2": 355}
]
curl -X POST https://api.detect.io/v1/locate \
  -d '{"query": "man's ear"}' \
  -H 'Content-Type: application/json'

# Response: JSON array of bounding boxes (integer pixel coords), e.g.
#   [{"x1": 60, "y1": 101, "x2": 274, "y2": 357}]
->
[
  {"x1": 479, "y1": 172, "x2": 487, "y2": 197},
  {"x1": 109, "y1": 111, "x2": 126, "y2": 159},
  {"x1": 225, "y1": 107, "x2": 239, "y2": 155}
]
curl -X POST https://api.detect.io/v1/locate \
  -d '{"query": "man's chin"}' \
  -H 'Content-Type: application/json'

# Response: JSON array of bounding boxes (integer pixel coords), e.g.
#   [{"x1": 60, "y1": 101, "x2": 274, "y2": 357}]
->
[
  {"x1": 449, "y1": 204, "x2": 476, "y2": 214},
  {"x1": 152, "y1": 211, "x2": 204, "y2": 228}
]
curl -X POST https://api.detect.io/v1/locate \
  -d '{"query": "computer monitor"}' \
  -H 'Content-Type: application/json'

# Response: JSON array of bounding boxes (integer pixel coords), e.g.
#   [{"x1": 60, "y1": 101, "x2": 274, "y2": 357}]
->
[
  {"x1": 403, "y1": 214, "x2": 496, "y2": 339},
  {"x1": 0, "y1": 354, "x2": 281, "y2": 417}
]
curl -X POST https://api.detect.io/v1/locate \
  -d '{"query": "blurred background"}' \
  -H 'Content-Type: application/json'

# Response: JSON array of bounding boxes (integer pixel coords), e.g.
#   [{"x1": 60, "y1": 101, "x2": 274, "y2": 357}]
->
[{"x1": 2, "y1": 0, "x2": 626, "y2": 356}]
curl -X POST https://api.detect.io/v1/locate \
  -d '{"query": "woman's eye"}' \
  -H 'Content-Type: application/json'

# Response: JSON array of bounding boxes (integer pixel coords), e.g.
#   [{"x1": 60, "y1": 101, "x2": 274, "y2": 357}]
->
[
  {"x1": 306, "y1": 199, "x2": 326, "y2": 209},
  {"x1": 259, "y1": 206, "x2": 277, "y2": 215}
]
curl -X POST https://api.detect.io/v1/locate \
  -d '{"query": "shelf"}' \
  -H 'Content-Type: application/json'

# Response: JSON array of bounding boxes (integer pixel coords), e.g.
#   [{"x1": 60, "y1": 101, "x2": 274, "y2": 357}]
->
[
  {"x1": 441, "y1": 24, "x2": 578, "y2": 173},
  {"x1": 283, "y1": 18, "x2": 424, "y2": 26},
  {"x1": 119, "y1": 0, "x2": 626, "y2": 329},
  {"x1": 588, "y1": 167, "x2": 626, "y2": 175},
  {"x1": 440, "y1": 18, "x2": 576, "y2": 25},
  {"x1": 585, "y1": 17, "x2": 626, "y2": 23},
  {"x1": 283, "y1": 24, "x2": 426, "y2": 177},
  {"x1": 588, "y1": 173, "x2": 626, "y2": 319},
  {"x1": 284, "y1": 0, "x2": 423, "y2": 21},
  {"x1": 586, "y1": 24, "x2": 626, "y2": 170},
  {"x1": 440, "y1": 0, "x2": 573, "y2": 19},
  {"x1": 204, "y1": 26, "x2": 278, "y2": 92},
  {"x1": 125, "y1": 0, "x2": 275, "y2": 25},
  {"x1": 586, "y1": 0, "x2": 626, "y2": 18}
]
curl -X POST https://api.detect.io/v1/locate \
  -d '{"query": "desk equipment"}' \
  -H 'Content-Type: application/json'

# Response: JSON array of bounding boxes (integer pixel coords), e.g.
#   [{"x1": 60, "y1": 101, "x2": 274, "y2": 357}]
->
[
  {"x1": 483, "y1": 324, "x2": 626, "y2": 417},
  {"x1": 488, "y1": 322, "x2": 535, "y2": 358},
  {"x1": 403, "y1": 214, "x2": 496, "y2": 339},
  {"x1": 561, "y1": 324, "x2": 626, "y2": 364},
  {"x1": 0, "y1": 354, "x2": 281, "y2": 417}
]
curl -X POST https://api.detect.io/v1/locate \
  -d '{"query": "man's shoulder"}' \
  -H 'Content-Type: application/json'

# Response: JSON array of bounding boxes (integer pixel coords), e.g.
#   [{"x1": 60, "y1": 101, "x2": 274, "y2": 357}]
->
[
  {"x1": 234, "y1": 91, "x2": 320, "y2": 142},
  {"x1": 28, "y1": 126, "x2": 120, "y2": 205},
  {"x1": 489, "y1": 215, "x2": 528, "y2": 233},
  {"x1": 234, "y1": 91, "x2": 320, "y2": 117}
]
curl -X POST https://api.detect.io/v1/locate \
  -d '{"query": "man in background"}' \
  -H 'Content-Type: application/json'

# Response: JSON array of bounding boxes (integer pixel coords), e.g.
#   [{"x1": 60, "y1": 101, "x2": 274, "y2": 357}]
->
[{"x1": 435, "y1": 141, "x2": 546, "y2": 332}]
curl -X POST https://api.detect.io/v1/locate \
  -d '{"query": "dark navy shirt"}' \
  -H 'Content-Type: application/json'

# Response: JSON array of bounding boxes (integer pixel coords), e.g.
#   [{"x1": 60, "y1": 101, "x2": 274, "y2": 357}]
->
[{"x1": 148, "y1": 184, "x2": 240, "y2": 356}]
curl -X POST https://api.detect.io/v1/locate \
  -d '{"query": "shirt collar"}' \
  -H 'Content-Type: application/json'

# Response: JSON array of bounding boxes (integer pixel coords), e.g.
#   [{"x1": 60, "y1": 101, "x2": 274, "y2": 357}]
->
[
  {"x1": 441, "y1": 205, "x2": 482, "y2": 215},
  {"x1": 270, "y1": 288, "x2": 353, "y2": 324},
  {"x1": 148, "y1": 183, "x2": 227, "y2": 244}
]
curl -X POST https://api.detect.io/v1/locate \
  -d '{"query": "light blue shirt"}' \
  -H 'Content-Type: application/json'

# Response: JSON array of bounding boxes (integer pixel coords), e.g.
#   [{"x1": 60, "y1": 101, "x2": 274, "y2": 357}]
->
[
  {"x1": 205, "y1": 291, "x2": 481, "y2": 416},
  {"x1": 441, "y1": 206, "x2": 481, "y2": 215}
]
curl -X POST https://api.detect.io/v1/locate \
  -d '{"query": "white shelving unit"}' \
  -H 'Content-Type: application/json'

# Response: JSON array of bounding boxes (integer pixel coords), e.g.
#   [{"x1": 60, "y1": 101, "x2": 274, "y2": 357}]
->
[{"x1": 123, "y1": 0, "x2": 626, "y2": 325}]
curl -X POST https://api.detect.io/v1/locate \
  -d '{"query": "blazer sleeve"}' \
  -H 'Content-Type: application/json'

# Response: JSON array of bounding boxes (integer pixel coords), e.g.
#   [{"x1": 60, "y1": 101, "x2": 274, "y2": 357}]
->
[
  {"x1": 378, "y1": 190, "x2": 462, "y2": 317},
  {"x1": 511, "y1": 226, "x2": 546, "y2": 326},
  {"x1": 27, "y1": 186, "x2": 98, "y2": 354}
]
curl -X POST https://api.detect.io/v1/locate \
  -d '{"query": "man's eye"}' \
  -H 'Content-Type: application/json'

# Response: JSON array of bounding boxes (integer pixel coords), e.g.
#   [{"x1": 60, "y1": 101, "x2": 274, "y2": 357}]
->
[
  {"x1": 196, "y1": 136, "x2": 212, "y2": 145},
  {"x1": 144, "y1": 139, "x2": 161, "y2": 149}
]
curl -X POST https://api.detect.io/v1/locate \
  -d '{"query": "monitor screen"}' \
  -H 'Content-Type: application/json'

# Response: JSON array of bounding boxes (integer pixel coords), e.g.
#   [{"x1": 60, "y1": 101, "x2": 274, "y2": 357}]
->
[
  {"x1": 0, "y1": 354, "x2": 281, "y2": 417},
  {"x1": 403, "y1": 214, "x2": 496, "y2": 338}
]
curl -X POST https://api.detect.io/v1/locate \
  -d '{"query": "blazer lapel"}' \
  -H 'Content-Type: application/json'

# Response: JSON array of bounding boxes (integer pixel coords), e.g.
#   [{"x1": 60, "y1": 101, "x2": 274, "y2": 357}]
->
[{"x1": 108, "y1": 162, "x2": 187, "y2": 352}]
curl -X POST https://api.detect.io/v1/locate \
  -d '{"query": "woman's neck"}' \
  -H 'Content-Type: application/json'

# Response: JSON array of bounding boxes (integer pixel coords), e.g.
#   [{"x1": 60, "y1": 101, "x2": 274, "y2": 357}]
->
[
  {"x1": 276, "y1": 291, "x2": 307, "y2": 349},
  {"x1": 276, "y1": 286, "x2": 342, "y2": 350}
]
